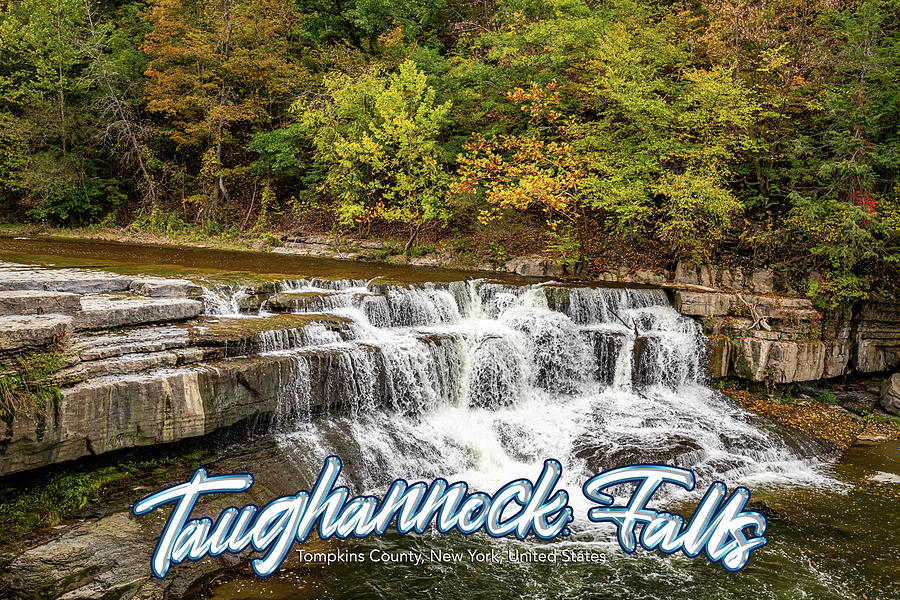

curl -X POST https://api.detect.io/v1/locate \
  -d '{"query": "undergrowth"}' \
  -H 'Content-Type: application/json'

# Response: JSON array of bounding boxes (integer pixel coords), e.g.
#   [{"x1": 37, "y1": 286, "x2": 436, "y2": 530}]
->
[{"x1": 0, "y1": 347, "x2": 68, "y2": 420}]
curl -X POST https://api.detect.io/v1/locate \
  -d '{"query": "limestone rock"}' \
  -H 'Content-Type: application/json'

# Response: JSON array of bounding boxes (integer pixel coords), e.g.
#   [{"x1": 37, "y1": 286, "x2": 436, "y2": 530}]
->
[
  {"x1": 881, "y1": 373, "x2": 900, "y2": 415},
  {"x1": 707, "y1": 337, "x2": 730, "y2": 378},
  {"x1": 0, "y1": 314, "x2": 73, "y2": 352},
  {"x1": 674, "y1": 291, "x2": 735, "y2": 317},
  {"x1": 74, "y1": 295, "x2": 203, "y2": 330},
  {"x1": 0, "y1": 263, "x2": 133, "y2": 294},
  {"x1": 674, "y1": 262, "x2": 714, "y2": 287},
  {"x1": 731, "y1": 337, "x2": 825, "y2": 383},
  {"x1": 0, "y1": 346, "x2": 378, "y2": 475},
  {"x1": 2, "y1": 509, "x2": 244, "y2": 600},
  {"x1": 265, "y1": 291, "x2": 341, "y2": 312},
  {"x1": 53, "y1": 348, "x2": 207, "y2": 385},
  {"x1": 129, "y1": 277, "x2": 203, "y2": 299},
  {"x1": 0, "y1": 290, "x2": 82, "y2": 316},
  {"x1": 632, "y1": 269, "x2": 667, "y2": 286},
  {"x1": 409, "y1": 255, "x2": 442, "y2": 267},
  {"x1": 73, "y1": 326, "x2": 192, "y2": 361},
  {"x1": 504, "y1": 255, "x2": 565, "y2": 278},
  {"x1": 749, "y1": 269, "x2": 776, "y2": 294},
  {"x1": 855, "y1": 301, "x2": 900, "y2": 373},
  {"x1": 3, "y1": 512, "x2": 154, "y2": 599}
]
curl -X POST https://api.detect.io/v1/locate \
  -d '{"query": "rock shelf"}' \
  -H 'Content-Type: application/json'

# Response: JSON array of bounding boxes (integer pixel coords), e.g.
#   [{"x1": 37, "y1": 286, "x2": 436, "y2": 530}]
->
[{"x1": 0, "y1": 261, "x2": 355, "y2": 476}]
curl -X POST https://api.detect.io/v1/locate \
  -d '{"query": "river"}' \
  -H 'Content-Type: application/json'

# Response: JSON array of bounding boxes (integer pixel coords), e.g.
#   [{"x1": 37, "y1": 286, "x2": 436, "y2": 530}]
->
[{"x1": 1, "y1": 235, "x2": 897, "y2": 600}]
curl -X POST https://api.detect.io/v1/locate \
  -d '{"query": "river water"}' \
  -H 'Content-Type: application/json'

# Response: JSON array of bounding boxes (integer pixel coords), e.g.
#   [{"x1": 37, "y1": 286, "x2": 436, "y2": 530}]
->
[{"x1": 1, "y1": 236, "x2": 897, "y2": 600}]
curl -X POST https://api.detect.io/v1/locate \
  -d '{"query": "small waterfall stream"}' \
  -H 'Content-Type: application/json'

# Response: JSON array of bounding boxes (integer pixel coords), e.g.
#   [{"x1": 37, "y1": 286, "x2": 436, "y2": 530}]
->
[{"x1": 202, "y1": 277, "x2": 832, "y2": 529}]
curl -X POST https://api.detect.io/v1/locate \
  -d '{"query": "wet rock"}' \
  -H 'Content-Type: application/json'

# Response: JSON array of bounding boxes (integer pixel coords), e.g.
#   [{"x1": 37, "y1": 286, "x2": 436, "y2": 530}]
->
[
  {"x1": 881, "y1": 373, "x2": 900, "y2": 415},
  {"x1": 182, "y1": 314, "x2": 347, "y2": 352},
  {"x1": 74, "y1": 295, "x2": 203, "y2": 331},
  {"x1": 543, "y1": 286, "x2": 570, "y2": 314},
  {"x1": 130, "y1": 277, "x2": 203, "y2": 299},
  {"x1": 266, "y1": 291, "x2": 340, "y2": 312},
  {"x1": 0, "y1": 314, "x2": 73, "y2": 352},
  {"x1": 0, "y1": 290, "x2": 82, "y2": 316},
  {"x1": 1, "y1": 508, "x2": 249, "y2": 600},
  {"x1": 631, "y1": 336, "x2": 650, "y2": 385},
  {"x1": 707, "y1": 336, "x2": 730, "y2": 378},
  {"x1": 3, "y1": 512, "x2": 153, "y2": 599},
  {"x1": 0, "y1": 451, "x2": 321, "y2": 600},
  {"x1": 0, "y1": 263, "x2": 133, "y2": 294}
]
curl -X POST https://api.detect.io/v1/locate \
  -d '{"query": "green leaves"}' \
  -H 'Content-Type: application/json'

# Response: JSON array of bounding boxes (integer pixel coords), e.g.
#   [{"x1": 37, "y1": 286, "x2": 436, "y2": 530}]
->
[{"x1": 296, "y1": 60, "x2": 452, "y2": 245}]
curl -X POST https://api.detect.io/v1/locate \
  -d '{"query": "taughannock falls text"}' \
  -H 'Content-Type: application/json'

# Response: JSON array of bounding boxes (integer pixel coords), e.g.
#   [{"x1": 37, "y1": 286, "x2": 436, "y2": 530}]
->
[{"x1": 132, "y1": 457, "x2": 768, "y2": 577}]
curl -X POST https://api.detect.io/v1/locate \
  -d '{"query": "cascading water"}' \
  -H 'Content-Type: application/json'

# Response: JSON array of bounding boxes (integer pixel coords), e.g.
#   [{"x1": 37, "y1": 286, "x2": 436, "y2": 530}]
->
[
  {"x1": 202, "y1": 278, "x2": 832, "y2": 505},
  {"x1": 190, "y1": 276, "x2": 879, "y2": 600}
]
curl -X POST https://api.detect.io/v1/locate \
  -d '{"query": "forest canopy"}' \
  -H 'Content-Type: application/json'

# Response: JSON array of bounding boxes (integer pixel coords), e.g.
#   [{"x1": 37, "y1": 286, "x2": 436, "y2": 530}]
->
[{"x1": 1, "y1": 0, "x2": 898, "y2": 305}]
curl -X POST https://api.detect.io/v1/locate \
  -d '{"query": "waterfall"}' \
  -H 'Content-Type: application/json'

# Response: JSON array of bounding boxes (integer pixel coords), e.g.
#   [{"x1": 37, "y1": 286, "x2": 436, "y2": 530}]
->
[{"x1": 201, "y1": 277, "x2": 833, "y2": 532}]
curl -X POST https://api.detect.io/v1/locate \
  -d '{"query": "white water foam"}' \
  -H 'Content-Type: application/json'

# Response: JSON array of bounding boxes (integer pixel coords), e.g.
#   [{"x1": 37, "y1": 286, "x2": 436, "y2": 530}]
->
[{"x1": 204, "y1": 277, "x2": 837, "y2": 542}]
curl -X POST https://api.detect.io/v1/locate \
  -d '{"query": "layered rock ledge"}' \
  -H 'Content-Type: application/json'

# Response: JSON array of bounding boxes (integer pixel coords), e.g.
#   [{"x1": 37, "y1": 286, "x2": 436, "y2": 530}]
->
[
  {"x1": 675, "y1": 289, "x2": 900, "y2": 388},
  {"x1": 0, "y1": 261, "x2": 355, "y2": 476}
]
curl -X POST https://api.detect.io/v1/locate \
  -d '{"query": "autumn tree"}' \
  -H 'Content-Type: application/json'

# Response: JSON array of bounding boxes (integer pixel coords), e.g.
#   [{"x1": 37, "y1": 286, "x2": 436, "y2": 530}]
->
[
  {"x1": 141, "y1": 0, "x2": 300, "y2": 221},
  {"x1": 455, "y1": 80, "x2": 590, "y2": 262}
]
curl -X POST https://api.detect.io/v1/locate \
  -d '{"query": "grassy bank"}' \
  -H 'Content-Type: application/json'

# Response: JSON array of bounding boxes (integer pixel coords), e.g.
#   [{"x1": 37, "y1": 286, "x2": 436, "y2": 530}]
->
[{"x1": 0, "y1": 440, "x2": 217, "y2": 554}]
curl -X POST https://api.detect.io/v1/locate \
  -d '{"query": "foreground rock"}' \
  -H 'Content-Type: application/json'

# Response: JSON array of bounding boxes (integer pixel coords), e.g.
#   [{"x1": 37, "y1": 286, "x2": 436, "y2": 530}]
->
[
  {"x1": 0, "y1": 314, "x2": 72, "y2": 352},
  {"x1": 0, "y1": 290, "x2": 81, "y2": 316},
  {"x1": 1, "y1": 444, "x2": 322, "y2": 600},
  {"x1": 882, "y1": 373, "x2": 900, "y2": 415}
]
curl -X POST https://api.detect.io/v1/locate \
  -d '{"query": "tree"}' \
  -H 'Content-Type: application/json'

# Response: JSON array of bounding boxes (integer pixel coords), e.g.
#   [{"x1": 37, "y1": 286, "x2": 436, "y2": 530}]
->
[
  {"x1": 141, "y1": 0, "x2": 300, "y2": 221},
  {"x1": 296, "y1": 59, "x2": 452, "y2": 248},
  {"x1": 455, "y1": 80, "x2": 590, "y2": 261}
]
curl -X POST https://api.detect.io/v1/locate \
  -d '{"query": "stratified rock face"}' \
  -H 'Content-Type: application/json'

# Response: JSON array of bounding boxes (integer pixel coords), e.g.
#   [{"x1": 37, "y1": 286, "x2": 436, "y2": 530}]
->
[
  {"x1": 855, "y1": 302, "x2": 900, "y2": 373},
  {"x1": 731, "y1": 338, "x2": 826, "y2": 383},
  {"x1": 675, "y1": 291, "x2": 735, "y2": 316},
  {"x1": 675, "y1": 290, "x2": 831, "y2": 383},
  {"x1": 0, "y1": 314, "x2": 73, "y2": 351},
  {"x1": 0, "y1": 261, "x2": 358, "y2": 476},
  {"x1": 0, "y1": 263, "x2": 133, "y2": 293},
  {"x1": 678, "y1": 288, "x2": 900, "y2": 382},
  {"x1": 0, "y1": 290, "x2": 82, "y2": 316},
  {"x1": 74, "y1": 295, "x2": 204, "y2": 330},
  {"x1": 674, "y1": 262, "x2": 777, "y2": 294},
  {"x1": 881, "y1": 373, "x2": 900, "y2": 415},
  {"x1": 0, "y1": 346, "x2": 364, "y2": 475}
]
